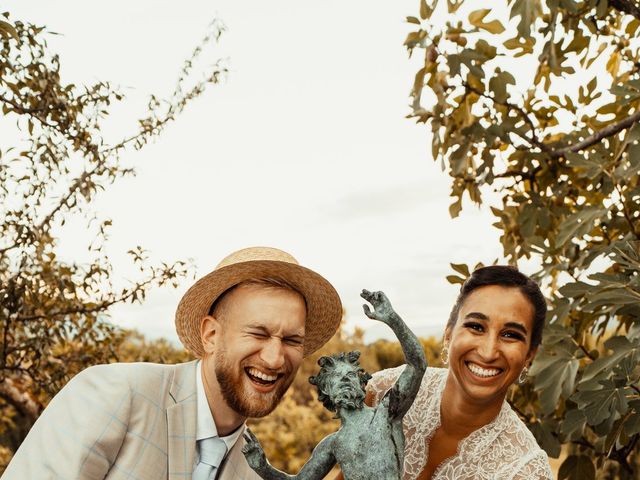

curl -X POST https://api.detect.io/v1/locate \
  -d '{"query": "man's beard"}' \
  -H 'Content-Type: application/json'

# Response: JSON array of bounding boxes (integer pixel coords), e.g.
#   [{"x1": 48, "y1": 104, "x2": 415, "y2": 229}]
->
[
  {"x1": 214, "y1": 347, "x2": 295, "y2": 418},
  {"x1": 333, "y1": 385, "x2": 366, "y2": 411}
]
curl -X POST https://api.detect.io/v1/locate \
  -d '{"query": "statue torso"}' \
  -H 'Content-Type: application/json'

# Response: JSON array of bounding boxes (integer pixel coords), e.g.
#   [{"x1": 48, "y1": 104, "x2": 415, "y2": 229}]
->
[{"x1": 333, "y1": 402, "x2": 403, "y2": 480}]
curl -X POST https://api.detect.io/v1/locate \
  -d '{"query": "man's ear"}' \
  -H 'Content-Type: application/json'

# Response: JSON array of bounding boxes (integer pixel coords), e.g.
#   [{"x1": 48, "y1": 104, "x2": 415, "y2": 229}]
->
[{"x1": 200, "y1": 315, "x2": 220, "y2": 355}]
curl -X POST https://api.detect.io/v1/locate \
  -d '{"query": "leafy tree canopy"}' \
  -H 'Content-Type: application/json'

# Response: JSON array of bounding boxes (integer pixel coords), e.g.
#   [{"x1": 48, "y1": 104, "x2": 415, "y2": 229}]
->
[
  {"x1": 406, "y1": 0, "x2": 640, "y2": 477},
  {"x1": 0, "y1": 12, "x2": 224, "y2": 459}
]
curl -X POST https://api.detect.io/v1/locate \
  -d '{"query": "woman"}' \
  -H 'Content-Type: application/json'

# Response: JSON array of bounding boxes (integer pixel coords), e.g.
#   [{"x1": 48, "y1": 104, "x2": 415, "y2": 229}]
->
[{"x1": 342, "y1": 265, "x2": 553, "y2": 479}]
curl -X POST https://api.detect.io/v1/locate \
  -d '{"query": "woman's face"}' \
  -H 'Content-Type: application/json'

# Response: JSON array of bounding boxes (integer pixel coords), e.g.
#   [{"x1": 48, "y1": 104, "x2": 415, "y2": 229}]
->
[{"x1": 445, "y1": 284, "x2": 537, "y2": 406}]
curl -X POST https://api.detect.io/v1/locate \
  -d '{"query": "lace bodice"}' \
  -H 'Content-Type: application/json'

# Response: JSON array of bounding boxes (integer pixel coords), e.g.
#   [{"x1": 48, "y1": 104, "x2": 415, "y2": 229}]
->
[{"x1": 368, "y1": 366, "x2": 553, "y2": 480}]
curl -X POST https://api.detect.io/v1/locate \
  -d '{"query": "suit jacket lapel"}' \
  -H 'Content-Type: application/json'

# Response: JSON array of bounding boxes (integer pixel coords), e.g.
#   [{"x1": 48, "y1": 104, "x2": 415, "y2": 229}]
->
[{"x1": 167, "y1": 361, "x2": 198, "y2": 480}]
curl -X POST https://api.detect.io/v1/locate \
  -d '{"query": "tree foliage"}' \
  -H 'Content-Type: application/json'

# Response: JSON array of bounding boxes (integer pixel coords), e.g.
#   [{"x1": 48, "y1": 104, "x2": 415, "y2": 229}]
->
[
  {"x1": 0, "y1": 12, "x2": 225, "y2": 459},
  {"x1": 407, "y1": 0, "x2": 640, "y2": 477}
]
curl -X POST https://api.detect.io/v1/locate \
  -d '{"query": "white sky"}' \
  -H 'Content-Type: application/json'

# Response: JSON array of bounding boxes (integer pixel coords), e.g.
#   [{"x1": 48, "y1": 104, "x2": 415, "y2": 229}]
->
[{"x1": 6, "y1": 0, "x2": 507, "y2": 344}]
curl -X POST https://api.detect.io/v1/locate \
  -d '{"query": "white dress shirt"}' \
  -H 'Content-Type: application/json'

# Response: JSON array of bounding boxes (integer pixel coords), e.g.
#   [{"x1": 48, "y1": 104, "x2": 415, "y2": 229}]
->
[{"x1": 193, "y1": 361, "x2": 244, "y2": 471}]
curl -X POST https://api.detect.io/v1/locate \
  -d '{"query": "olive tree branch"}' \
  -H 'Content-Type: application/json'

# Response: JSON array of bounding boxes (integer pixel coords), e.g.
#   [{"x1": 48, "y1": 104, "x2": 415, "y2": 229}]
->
[
  {"x1": 610, "y1": 0, "x2": 640, "y2": 20},
  {"x1": 551, "y1": 110, "x2": 640, "y2": 158}
]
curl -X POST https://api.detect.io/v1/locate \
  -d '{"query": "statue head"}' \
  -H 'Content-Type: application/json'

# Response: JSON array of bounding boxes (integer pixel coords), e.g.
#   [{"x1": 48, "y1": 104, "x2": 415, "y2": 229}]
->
[{"x1": 308, "y1": 351, "x2": 372, "y2": 412}]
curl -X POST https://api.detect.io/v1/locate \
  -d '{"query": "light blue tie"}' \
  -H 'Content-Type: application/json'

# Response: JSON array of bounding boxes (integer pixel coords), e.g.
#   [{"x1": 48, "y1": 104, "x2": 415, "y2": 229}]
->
[{"x1": 193, "y1": 437, "x2": 227, "y2": 480}]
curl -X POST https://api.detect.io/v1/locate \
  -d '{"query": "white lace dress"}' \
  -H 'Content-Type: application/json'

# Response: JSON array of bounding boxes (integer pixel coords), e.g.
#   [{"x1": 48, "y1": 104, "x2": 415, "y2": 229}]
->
[{"x1": 368, "y1": 366, "x2": 553, "y2": 480}]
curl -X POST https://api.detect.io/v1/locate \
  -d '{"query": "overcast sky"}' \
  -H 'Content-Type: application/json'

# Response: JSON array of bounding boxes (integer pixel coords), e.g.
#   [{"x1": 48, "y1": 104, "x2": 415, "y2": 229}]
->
[{"x1": 6, "y1": 0, "x2": 507, "y2": 344}]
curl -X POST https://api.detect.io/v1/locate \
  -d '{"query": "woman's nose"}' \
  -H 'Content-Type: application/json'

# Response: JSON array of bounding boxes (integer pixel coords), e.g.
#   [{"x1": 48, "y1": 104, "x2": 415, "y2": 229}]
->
[{"x1": 477, "y1": 336, "x2": 500, "y2": 361}]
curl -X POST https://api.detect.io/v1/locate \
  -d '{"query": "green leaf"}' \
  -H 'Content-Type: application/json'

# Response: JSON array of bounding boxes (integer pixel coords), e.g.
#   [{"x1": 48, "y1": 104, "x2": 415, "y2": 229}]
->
[
  {"x1": 558, "y1": 281, "x2": 592, "y2": 298},
  {"x1": 581, "y1": 336, "x2": 638, "y2": 382},
  {"x1": 530, "y1": 345, "x2": 579, "y2": 414},
  {"x1": 468, "y1": 8, "x2": 491, "y2": 25},
  {"x1": 509, "y1": 0, "x2": 540, "y2": 37},
  {"x1": 541, "y1": 322, "x2": 574, "y2": 346},
  {"x1": 503, "y1": 36, "x2": 534, "y2": 56},
  {"x1": 449, "y1": 198, "x2": 462, "y2": 218},
  {"x1": 482, "y1": 20, "x2": 505, "y2": 34},
  {"x1": 555, "y1": 206, "x2": 606, "y2": 247},
  {"x1": 419, "y1": 0, "x2": 431, "y2": 19},
  {"x1": 446, "y1": 274, "x2": 465, "y2": 285},
  {"x1": 561, "y1": 409, "x2": 586, "y2": 439},
  {"x1": 623, "y1": 411, "x2": 640, "y2": 436},
  {"x1": 558, "y1": 455, "x2": 595, "y2": 480},
  {"x1": 447, "y1": 0, "x2": 463, "y2": 14},
  {"x1": 529, "y1": 421, "x2": 562, "y2": 458},
  {"x1": 468, "y1": 9, "x2": 505, "y2": 33},
  {"x1": 449, "y1": 263, "x2": 470, "y2": 277},
  {"x1": 0, "y1": 19, "x2": 18, "y2": 41},
  {"x1": 574, "y1": 379, "x2": 629, "y2": 426},
  {"x1": 517, "y1": 203, "x2": 538, "y2": 238},
  {"x1": 406, "y1": 16, "x2": 421, "y2": 25}
]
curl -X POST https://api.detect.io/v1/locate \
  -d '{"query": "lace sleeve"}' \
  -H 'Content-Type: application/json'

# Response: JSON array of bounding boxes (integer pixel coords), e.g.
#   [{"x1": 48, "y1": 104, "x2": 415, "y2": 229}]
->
[
  {"x1": 367, "y1": 365, "x2": 406, "y2": 405},
  {"x1": 511, "y1": 451, "x2": 554, "y2": 480}
]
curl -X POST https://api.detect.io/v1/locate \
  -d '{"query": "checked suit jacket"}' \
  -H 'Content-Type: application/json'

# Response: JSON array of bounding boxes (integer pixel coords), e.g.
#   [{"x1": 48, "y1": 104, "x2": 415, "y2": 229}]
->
[{"x1": 3, "y1": 360, "x2": 262, "y2": 480}]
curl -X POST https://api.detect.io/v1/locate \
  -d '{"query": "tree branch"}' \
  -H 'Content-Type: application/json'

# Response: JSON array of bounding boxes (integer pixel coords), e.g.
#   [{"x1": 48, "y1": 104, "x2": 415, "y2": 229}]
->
[
  {"x1": 35, "y1": 168, "x2": 98, "y2": 233},
  {"x1": 0, "y1": 93, "x2": 65, "y2": 115},
  {"x1": 494, "y1": 170, "x2": 535, "y2": 180},
  {"x1": 0, "y1": 378, "x2": 41, "y2": 423},
  {"x1": 551, "y1": 110, "x2": 640, "y2": 158},
  {"x1": 610, "y1": 0, "x2": 640, "y2": 20},
  {"x1": 15, "y1": 276, "x2": 156, "y2": 322},
  {"x1": 462, "y1": 82, "x2": 552, "y2": 153}
]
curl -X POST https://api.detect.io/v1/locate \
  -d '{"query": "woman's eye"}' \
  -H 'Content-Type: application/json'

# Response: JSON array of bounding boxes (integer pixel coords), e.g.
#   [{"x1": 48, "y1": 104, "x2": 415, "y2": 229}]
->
[
  {"x1": 250, "y1": 332, "x2": 268, "y2": 338},
  {"x1": 463, "y1": 322, "x2": 483, "y2": 332},
  {"x1": 503, "y1": 331, "x2": 525, "y2": 341}
]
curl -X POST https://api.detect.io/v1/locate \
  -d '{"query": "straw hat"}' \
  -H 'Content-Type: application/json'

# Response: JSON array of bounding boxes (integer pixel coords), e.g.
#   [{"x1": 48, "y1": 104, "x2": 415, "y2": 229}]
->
[{"x1": 175, "y1": 246, "x2": 342, "y2": 357}]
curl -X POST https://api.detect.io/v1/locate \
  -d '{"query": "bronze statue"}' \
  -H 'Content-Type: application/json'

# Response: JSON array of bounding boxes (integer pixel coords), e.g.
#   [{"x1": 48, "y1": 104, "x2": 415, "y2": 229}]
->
[{"x1": 242, "y1": 289, "x2": 427, "y2": 480}]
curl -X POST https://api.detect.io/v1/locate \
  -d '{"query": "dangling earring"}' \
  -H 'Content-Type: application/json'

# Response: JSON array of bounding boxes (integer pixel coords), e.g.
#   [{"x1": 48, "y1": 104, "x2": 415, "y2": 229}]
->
[
  {"x1": 441, "y1": 341, "x2": 449, "y2": 365},
  {"x1": 518, "y1": 366, "x2": 529, "y2": 384}
]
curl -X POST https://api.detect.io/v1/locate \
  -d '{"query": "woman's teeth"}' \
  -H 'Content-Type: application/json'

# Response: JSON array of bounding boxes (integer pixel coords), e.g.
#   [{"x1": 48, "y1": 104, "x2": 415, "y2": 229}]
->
[
  {"x1": 467, "y1": 362, "x2": 501, "y2": 378},
  {"x1": 247, "y1": 367, "x2": 278, "y2": 383}
]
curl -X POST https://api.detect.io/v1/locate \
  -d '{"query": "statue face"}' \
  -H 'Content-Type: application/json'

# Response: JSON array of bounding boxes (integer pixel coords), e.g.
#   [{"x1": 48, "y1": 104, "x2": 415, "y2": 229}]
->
[{"x1": 324, "y1": 362, "x2": 366, "y2": 410}]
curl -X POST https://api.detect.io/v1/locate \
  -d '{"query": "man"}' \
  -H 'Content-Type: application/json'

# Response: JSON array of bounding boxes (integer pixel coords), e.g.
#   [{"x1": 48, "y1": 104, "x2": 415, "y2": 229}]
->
[
  {"x1": 241, "y1": 290, "x2": 426, "y2": 480},
  {"x1": 3, "y1": 246, "x2": 342, "y2": 480}
]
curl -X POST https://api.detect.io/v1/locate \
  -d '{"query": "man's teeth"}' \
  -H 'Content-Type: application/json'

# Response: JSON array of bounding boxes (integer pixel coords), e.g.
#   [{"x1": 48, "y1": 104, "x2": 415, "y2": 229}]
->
[
  {"x1": 467, "y1": 363, "x2": 501, "y2": 377},
  {"x1": 247, "y1": 368, "x2": 278, "y2": 382}
]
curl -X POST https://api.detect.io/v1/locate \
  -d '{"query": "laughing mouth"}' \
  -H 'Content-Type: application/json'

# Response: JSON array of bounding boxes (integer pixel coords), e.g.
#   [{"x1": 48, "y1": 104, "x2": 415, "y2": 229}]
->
[
  {"x1": 466, "y1": 362, "x2": 503, "y2": 378},
  {"x1": 245, "y1": 367, "x2": 282, "y2": 385}
]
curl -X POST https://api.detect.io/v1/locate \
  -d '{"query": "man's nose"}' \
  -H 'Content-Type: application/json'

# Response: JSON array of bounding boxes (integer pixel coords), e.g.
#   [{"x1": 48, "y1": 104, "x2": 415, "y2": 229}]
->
[{"x1": 259, "y1": 338, "x2": 285, "y2": 370}]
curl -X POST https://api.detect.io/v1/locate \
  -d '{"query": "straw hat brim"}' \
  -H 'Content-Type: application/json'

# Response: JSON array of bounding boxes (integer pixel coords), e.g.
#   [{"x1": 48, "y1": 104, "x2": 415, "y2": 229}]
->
[{"x1": 175, "y1": 260, "x2": 342, "y2": 357}]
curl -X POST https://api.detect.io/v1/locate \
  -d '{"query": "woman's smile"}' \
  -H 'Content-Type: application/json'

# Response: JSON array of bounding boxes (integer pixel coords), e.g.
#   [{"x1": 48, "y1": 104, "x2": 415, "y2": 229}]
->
[{"x1": 465, "y1": 361, "x2": 503, "y2": 379}]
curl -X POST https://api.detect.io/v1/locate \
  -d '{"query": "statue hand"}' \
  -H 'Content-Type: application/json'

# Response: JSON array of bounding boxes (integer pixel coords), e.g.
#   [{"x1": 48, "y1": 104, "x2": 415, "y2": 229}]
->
[
  {"x1": 242, "y1": 429, "x2": 268, "y2": 472},
  {"x1": 361, "y1": 289, "x2": 397, "y2": 325}
]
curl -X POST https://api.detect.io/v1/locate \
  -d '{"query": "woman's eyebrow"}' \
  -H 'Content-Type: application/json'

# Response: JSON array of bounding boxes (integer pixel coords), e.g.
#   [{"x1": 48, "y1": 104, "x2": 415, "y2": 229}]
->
[
  {"x1": 504, "y1": 322, "x2": 528, "y2": 335},
  {"x1": 464, "y1": 312, "x2": 489, "y2": 321}
]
